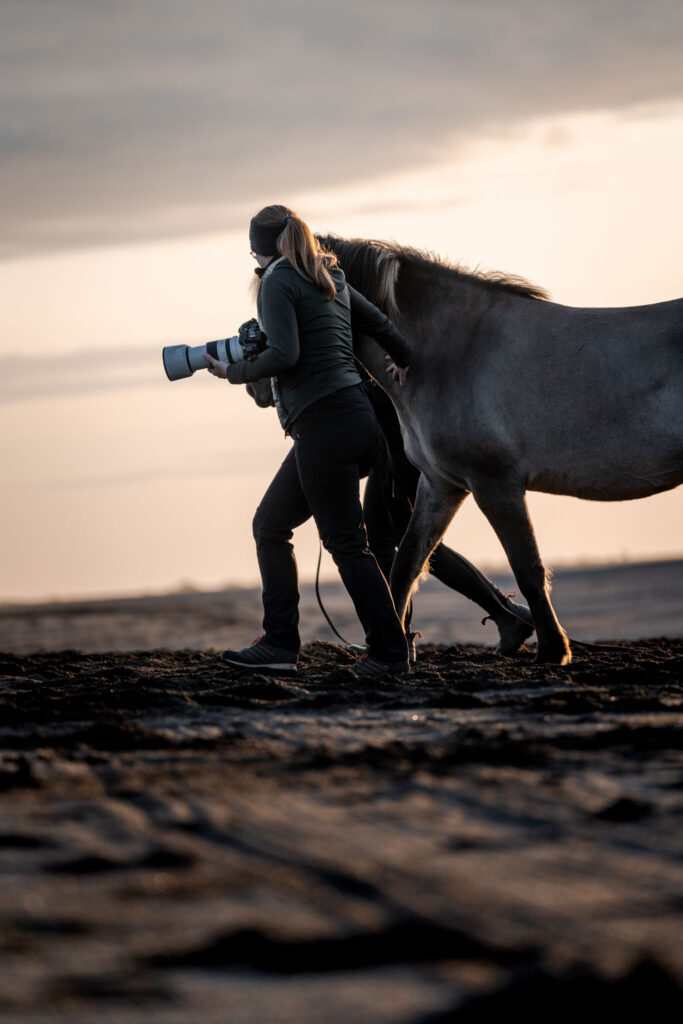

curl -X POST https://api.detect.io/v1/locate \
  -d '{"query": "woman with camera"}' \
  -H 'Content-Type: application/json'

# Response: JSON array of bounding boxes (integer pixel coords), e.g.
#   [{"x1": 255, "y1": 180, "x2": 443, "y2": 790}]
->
[{"x1": 203, "y1": 204, "x2": 411, "y2": 679}]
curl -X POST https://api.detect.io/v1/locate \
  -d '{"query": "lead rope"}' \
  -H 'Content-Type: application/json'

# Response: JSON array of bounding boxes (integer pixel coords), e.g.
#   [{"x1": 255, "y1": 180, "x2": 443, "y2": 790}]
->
[{"x1": 314, "y1": 540, "x2": 354, "y2": 646}]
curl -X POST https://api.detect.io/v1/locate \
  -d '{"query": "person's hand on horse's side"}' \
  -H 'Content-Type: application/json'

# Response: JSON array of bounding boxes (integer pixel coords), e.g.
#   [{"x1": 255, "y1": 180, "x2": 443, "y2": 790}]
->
[
  {"x1": 385, "y1": 355, "x2": 409, "y2": 386},
  {"x1": 203, "y1": 352, "x2": 228, "y2": 378}
]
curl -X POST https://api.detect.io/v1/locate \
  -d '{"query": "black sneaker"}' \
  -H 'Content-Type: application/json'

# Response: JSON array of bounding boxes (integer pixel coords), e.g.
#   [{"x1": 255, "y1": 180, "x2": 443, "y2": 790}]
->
[
  {"x1": 347, "y1": 634, "x2": 421, "y2": 663},
  {"x1": 492, "y1": 602, "x2": 535, "y2": 656},
  {"x1": 351, "y1": 653, "x2": 410, "y2": 679},
  {"x1": 220, "y1": 636, "x2": 298, "y2": 673}
]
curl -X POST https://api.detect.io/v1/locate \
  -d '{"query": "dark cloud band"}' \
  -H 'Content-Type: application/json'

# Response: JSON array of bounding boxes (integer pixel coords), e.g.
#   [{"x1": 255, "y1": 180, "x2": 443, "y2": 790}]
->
[{"x1": 2, "y1": 0, "x2": 682, "y2": 256}]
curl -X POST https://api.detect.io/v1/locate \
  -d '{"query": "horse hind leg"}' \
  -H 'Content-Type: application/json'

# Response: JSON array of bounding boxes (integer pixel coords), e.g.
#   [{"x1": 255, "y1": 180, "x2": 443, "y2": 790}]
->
[
  {"x1": 470, "y1": 476, "x2": 571, "y2": 665},
  {"x1": 428, "y1": 546, "x2": 535, "y2": 654},
  {"x1": 390, "y1": 475, "x2": 468, "y2": 628}
]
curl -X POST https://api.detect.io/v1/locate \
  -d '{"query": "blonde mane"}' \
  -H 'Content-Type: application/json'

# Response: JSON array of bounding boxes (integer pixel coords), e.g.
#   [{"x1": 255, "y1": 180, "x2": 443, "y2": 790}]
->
[{"x1": 316, "y1": 235, "x2": 549, "y2": 315}]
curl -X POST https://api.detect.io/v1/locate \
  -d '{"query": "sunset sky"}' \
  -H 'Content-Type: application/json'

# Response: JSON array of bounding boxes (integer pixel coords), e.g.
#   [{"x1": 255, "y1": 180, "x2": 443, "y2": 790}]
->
[{"x1": 2, "y1": 0, "x2": 682, "y2": 601}]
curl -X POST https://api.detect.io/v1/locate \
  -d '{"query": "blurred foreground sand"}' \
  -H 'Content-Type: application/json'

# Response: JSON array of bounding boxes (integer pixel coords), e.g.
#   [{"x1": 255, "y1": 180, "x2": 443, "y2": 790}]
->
[{"x1": 0, "y1": 560, "x2": 681, "y2": 1022}]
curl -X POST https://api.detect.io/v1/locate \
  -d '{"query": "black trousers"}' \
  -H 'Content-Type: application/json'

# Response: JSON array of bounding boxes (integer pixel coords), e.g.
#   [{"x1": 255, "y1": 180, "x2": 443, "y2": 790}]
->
[{"x1": 252, "y1": 385, "x2": 408, "y2": 662}]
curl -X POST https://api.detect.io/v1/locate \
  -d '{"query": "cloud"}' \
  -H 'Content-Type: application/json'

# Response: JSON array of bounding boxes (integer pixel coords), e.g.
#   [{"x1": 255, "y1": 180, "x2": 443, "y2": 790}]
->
[
  {"x1": 0, "y1": 347, "x2": 162, "y2": 401},
  {"x1": 39, "y1": 453, "x2": 274, "y2": 490},
  {"x1": 2, "y1": 0, "x2": 683, "y2": 256}
]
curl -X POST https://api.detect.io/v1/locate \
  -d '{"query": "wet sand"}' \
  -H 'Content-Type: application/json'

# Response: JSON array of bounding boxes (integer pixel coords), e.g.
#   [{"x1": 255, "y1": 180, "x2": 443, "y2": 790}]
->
[{"x1": 0, "y1": 561, "x2": 682, "y2": 1021}]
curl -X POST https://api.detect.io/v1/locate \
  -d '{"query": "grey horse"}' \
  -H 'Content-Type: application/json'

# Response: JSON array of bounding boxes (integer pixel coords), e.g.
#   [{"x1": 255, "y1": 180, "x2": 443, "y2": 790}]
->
[{"x1": 317, "y1": 237, "x2": 683, "y2": 665}]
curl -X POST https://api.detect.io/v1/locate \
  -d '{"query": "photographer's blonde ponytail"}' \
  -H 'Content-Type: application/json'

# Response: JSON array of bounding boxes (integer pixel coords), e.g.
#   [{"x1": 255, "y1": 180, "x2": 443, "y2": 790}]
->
[{"x1": 250, "y1": 204, "x2": 338, "y2": 300}]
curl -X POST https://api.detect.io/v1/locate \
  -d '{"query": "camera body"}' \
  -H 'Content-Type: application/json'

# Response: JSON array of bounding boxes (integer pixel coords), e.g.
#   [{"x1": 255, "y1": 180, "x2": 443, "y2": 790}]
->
[{"x1": 162, "y1": 319, "x2": 267, "y2": 381}]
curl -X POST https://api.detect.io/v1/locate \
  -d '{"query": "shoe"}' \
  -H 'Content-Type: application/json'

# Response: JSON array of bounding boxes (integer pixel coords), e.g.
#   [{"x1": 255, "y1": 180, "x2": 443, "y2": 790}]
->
[
  {"x1": 347, "y1": 633, "x2": 421, "y2": 663},
  {"x1": 351, "y1": 653, "x2": 410, "y2": 679},
  {"x1": 494, "y1": 603, "x2": 535, "y2": 655},
  {"x1": 220, "y1": 636, "x2": 298, "y2": 673}
]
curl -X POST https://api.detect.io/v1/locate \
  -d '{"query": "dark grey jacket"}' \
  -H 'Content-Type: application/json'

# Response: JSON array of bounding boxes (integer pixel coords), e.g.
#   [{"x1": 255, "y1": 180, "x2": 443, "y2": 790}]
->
[{"x1": 225, "y1": 257, "x2": 410, "y2": 431}]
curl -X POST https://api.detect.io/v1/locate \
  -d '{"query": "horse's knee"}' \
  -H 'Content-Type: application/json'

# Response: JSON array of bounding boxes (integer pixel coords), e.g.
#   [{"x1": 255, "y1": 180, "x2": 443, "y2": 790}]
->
[
  {"x1": 513, "y1": 560, "x2": 551, "y2": 600},
  {"x1": 391, "y1": 544, "x2": 425, "y2": 588},
  {"x1": 389, "y1": 544, "x2": 427, "y2": 623}
]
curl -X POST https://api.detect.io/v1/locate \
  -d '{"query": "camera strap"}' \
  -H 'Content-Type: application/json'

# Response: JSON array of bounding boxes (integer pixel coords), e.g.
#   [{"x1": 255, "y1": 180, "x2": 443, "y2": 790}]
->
[{"x1": 256, "y1": 258, "x2": 288, "y2": 426}]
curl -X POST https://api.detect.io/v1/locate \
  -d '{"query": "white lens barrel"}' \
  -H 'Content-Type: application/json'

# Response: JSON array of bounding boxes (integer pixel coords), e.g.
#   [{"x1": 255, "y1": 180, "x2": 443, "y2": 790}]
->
[
  {"x1": 227, "y1": 336, "x2": 244, "y2": 363},
  {"x1": 200, "y1": 336, "x2": 243, "y2": 366},
  {"x1": 209, "y1": 337, "x2": 236, "y2": 362},
  {"x1": 162, "y1": 335, "x2": 242, "y2": 381}
]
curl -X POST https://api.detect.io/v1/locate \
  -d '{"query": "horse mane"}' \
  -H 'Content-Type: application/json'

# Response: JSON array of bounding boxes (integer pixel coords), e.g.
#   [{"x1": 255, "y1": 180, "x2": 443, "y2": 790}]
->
[{"x1": 316, "y1": 235, "x2": 549, "y2": 316}]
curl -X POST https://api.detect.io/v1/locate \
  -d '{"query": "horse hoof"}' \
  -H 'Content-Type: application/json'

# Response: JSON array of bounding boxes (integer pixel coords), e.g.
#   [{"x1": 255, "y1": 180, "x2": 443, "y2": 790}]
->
[
  {"x1": 535, "y1": 641, "x2": 572, "y2": 666},
  {"x1": 495, "y1": 609, "x2": 535, "y2": 656}
]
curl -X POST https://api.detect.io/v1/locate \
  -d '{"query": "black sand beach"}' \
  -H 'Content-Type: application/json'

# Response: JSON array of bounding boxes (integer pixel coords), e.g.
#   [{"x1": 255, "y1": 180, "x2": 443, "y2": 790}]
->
[{"x1": 0, "y1": 561, "x2": 681, "y2": 1022}]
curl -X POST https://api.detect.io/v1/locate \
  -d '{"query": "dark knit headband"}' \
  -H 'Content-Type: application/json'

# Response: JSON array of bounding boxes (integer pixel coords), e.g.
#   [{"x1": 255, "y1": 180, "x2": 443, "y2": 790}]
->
[{"x1": 249, "y1": 214, "x2": 292, "y2": 257}]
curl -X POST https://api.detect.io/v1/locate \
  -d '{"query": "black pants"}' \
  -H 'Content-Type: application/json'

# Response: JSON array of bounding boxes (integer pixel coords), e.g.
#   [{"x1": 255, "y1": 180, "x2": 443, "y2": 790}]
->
[{"x1": 252, "y1": 385, "x2": 408, "y2": 662}]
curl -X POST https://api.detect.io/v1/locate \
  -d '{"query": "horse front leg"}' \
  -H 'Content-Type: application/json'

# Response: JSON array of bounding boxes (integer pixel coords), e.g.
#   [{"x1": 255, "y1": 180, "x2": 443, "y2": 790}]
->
[
  {"x1": 390, "y1": 475, "x2": 468, "y2": 628},
  {"x1": 469, "y1": 476, "x2": 571, "y2": 665}
]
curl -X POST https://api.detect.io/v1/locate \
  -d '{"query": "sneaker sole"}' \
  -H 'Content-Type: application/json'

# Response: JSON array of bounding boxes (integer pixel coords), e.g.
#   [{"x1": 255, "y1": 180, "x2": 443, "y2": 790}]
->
[
  {"x1": 352, "y1": 662, "x2": 410, "y2": 679},
  {"x1": 220, "y1": 655, "x2": 298, "y2": 673},
  {"x1": 348, "y1": 644, "x2": 417, "y2": 663}
]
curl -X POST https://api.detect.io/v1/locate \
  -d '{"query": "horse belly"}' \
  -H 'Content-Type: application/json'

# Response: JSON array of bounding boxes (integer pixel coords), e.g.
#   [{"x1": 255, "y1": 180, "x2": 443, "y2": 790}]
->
[
  {"x1": 400, "y1": 417, "x2": 472, "y2": 491},
  {"x1": 522, "y1": 385, "x2": 683, "y2": 500},
  {"x1": 405, "y1": 382, "x2": 683, "y2": 501},
  {"x1": 502, "y1": 321, "x2": 683, "y2": 499},
  {"x1": 526, "y1": 464, "x2": 683, "y2": 501}
]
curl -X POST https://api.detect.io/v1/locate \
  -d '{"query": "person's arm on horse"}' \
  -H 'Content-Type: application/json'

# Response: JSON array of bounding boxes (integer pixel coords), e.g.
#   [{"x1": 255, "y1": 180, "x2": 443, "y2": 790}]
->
[{"x1": 347, "y1": 284, "x2": 410, "y2": 385}]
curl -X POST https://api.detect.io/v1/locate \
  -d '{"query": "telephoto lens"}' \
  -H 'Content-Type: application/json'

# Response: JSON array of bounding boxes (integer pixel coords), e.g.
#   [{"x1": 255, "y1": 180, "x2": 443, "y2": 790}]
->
[{"x1": 162, "y1": 320, "x2": 267, "y2": 381}]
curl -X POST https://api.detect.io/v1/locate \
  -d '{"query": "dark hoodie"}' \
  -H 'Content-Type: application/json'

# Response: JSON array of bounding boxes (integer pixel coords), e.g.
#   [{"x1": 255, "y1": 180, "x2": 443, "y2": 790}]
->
[{"x1": 225, "y1": 257, "x2": 410, "y2": 432}]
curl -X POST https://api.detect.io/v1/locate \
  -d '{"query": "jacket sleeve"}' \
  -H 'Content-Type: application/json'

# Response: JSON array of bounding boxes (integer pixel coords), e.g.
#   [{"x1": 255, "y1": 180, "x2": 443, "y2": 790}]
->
[
  {"x1": 347, "y1": 285, "x2": 411, "y2": 367},
  {"x1": 225, "y1": 273, "x2": 300, "y2": 384}
]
